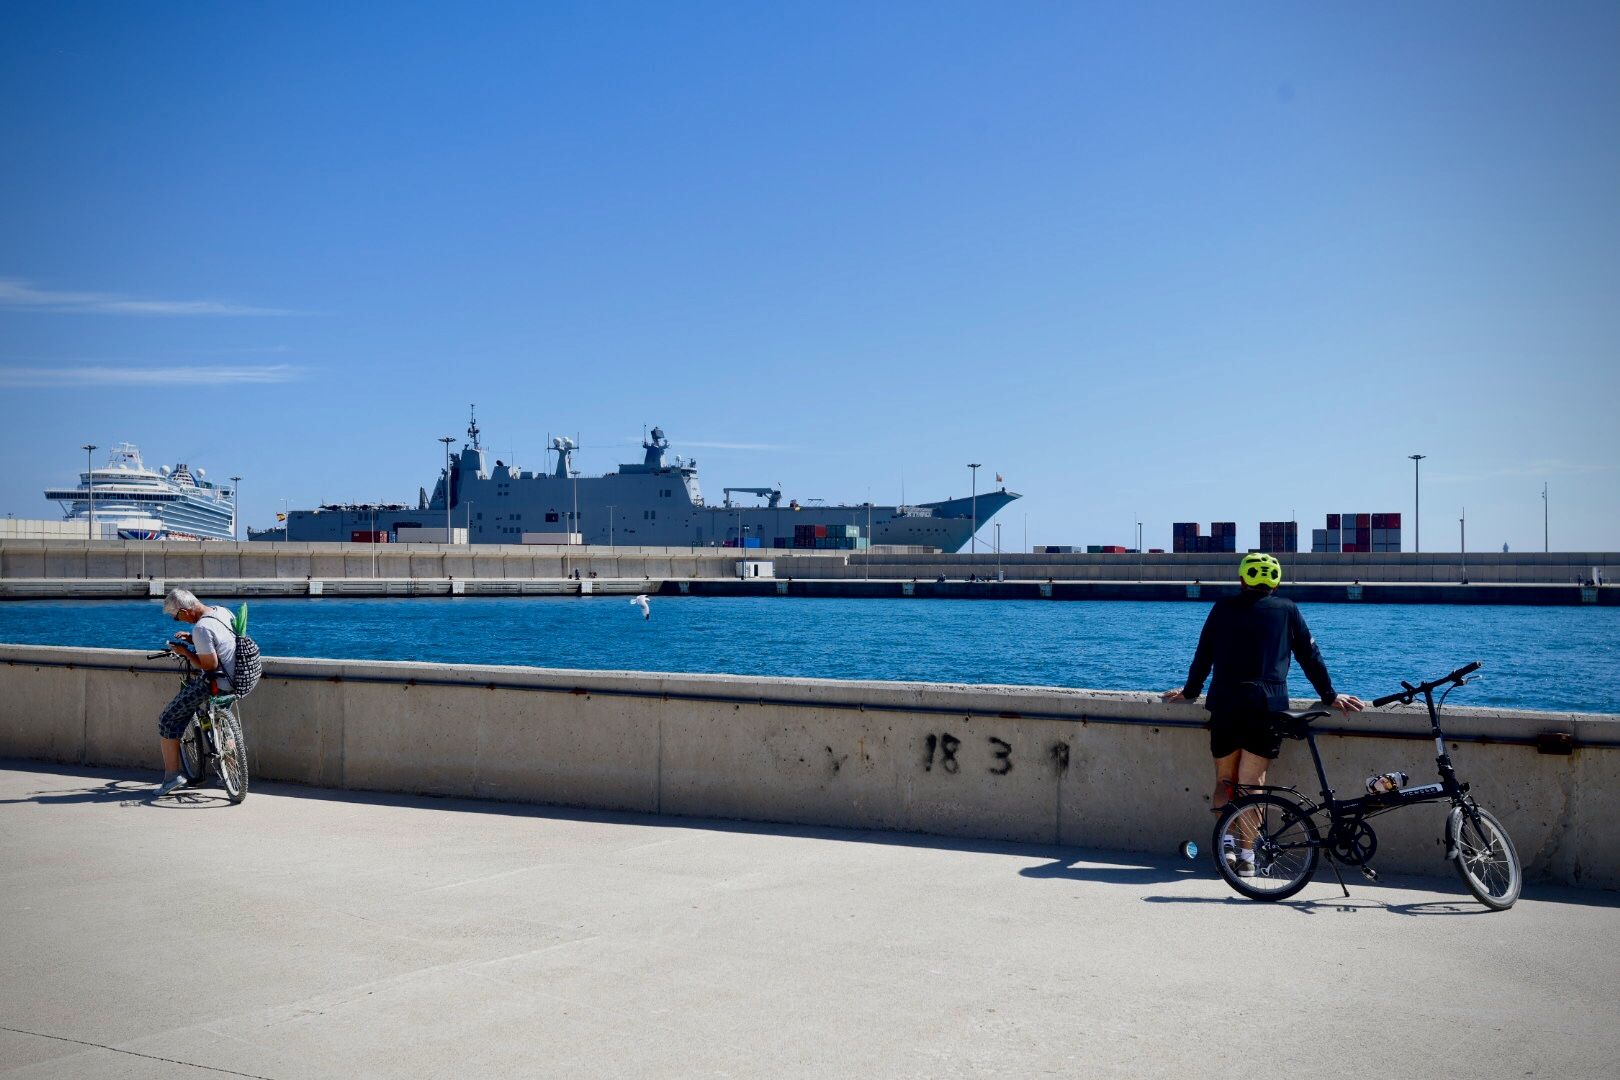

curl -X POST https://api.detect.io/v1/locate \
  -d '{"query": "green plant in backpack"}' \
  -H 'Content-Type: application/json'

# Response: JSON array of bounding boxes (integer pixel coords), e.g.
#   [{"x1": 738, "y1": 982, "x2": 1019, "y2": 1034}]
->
[{"x1": 202, "y1": 602, "x2": 263, "y2": 698}]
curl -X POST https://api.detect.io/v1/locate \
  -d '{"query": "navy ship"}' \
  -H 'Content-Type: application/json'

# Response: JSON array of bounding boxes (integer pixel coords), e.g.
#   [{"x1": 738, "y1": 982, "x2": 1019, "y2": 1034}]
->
[{"x1": 248, "y1": 411, "x2": 1018, "y2": 551}]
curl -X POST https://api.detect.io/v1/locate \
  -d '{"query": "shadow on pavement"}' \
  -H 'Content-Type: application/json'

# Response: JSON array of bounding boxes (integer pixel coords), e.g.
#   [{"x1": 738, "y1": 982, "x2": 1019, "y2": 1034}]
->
[
  {"x1": 1141, "y1": 893, "x2": 1498, "y2": 917},
  {"x1": 0, "y1": 777, "x2": 152, "y2": 805},
  {"x1": 4, "y1": 758, "x2": 1615, "y2": 908},
  {"x1": 0, "y1": 772, "x2": 236, "y2": 810},
  {"x1": 1020, "y1": 854, "x2": 1198, "y2": 886}
]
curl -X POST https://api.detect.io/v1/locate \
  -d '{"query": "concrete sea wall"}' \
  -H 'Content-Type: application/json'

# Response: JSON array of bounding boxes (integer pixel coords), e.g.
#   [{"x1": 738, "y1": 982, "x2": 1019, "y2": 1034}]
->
[
  {"x1": 3, "y1": 644, "x2": 1615, "y2": 889},
  {"x1": 3, "y1": 540, "x2": 1615, "y2": 586}
]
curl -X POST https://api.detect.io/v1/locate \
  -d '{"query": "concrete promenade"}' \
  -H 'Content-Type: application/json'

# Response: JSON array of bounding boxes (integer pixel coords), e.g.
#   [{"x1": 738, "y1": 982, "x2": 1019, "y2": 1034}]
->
[{"x1": 1, "y1": 761, "x2": 1616, "y2": 1080}]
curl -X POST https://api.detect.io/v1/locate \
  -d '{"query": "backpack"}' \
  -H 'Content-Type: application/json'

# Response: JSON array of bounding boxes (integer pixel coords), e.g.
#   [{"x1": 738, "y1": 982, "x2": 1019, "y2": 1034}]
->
[{"x1": 202, "y1": 604, "x2": 262, "y2": 699}]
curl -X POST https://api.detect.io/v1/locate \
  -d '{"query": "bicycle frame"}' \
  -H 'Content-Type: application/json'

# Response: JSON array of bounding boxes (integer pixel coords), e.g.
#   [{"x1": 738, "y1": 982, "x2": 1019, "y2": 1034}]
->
[{"x1": 1243, "y1": 664, "x2": 1482, "y2": 854}]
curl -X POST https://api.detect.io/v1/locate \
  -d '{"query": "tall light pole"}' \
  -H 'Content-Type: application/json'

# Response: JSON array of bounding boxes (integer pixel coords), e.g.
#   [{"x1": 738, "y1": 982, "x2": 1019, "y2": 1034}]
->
[
  {"x1": 1408, "y1": 454, "x2": 1426, "y2": 552},
  {"x1": 438, "y1": 436, "x2": 455, "y2": 542},
  {"x1": 82, "y1": 444, "x2": 97, "y2": 540},
  {"x1": 968, "y1": 463, "x2": 981, "y2": 554},
  {"x1": 1460, "y1": 507, "x2": 1467, "y2": 584},
  {"x1": 281, "y1": 498, "x2": 290, "y2": 541},
  {"x1": 229, "y1": 476, "x2": 242, "y2": 541},
  {"x1": 994, "y1": 522, "x2": 1001, "y2": 581},
  {"x1": 607, "y1": 505, "x2": 615, "y2": 548},
  {"x1": 1542, "y1": 482, "x2": 1549, "y2": 552}
]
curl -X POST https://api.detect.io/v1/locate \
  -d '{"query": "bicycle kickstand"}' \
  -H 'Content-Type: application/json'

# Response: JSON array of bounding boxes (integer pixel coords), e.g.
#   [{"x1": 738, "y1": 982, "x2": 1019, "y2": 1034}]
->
[{"x1": 1324, "y1": 854, "x2": 1351, "y2": 899}]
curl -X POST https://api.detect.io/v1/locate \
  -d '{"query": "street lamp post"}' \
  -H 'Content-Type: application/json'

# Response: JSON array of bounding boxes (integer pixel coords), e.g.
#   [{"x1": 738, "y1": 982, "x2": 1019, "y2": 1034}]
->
[
  {"x1": 1408, "y1": 454, "x2": 1426, "y2": 552},
  {"x1": 281, "y1": 498, "x2": 290, "y2": 542},
  {"x1": 607, "y1": 505, "x2": 615, "y2": 548},
  {"x1": 994, "y1": 523, "x2": 1001, "y2": 581},
  {"x1": 230, "y1": 476, "x2": 242, "y2": 542},
  {"x1": 82, "y1": 444, "x2": 97, "y2": 540},
  {"x1": 1542, "y1": 482, "x2": 1549, "y2": 552},
  {"x1": 967, "y1": 463, "x2": 981, "y2": 555},
  {"x1": 1460, "y1": 508, "x2": 1467, "y2": 584},
  {"x1": 370, "y1": 503, "x2": 378, "y2": 578}
]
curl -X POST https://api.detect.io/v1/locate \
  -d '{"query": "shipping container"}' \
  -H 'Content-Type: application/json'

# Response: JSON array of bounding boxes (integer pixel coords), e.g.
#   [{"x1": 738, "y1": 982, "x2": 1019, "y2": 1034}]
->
[{"x1": 350, "y1": 530, "x2": 390, "y2": 543}]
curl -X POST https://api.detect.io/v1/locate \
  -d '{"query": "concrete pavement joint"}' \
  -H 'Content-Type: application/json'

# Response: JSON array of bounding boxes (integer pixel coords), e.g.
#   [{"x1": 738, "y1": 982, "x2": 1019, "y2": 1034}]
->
[{"x1": 0, "y1": 1025, "x2": 283, "y2": 1080}]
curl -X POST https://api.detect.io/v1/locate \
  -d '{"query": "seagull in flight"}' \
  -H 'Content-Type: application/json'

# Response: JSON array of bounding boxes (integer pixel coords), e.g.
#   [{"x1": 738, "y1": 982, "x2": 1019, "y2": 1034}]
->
[{"x1": 630, "y1": 594, "x2": 651, "y2": 620}]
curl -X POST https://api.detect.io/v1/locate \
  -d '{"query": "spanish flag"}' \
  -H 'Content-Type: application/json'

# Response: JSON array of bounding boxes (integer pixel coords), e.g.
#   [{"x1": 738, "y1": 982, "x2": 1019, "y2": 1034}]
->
[
  {"x1": 276, "y1": 512, "x2": 287, "y2": 522},
  {"x1": 995, "y1": 473, "x2": 1004, "y2": 483}
]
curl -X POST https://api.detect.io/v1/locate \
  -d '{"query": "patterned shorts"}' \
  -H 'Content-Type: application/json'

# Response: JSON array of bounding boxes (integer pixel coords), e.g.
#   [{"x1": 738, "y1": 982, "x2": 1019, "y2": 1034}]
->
[{"x1": 158, "y1": 676, "x2": 214, "y2": 739}]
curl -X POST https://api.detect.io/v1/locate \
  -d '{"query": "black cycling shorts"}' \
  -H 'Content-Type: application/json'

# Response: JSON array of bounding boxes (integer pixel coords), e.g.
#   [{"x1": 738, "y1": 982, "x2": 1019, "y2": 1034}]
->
[{"x1": 1208, "y1": 711, "x2": 1282, "y2": 760}]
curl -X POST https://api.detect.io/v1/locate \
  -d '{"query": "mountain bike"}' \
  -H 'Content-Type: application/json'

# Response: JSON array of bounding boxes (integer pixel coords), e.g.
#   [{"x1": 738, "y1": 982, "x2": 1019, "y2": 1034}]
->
[
  {"x1": 148, "y1": 648, "x2": 251, "y2": 804},
  {"x1": 1211, "y1": 661, "x2": 1521, "y2": 909}
]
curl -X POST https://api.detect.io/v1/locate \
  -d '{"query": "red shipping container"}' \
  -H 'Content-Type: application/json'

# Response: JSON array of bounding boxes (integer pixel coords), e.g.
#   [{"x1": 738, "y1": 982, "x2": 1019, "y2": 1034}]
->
[
  {"x1": 814, "y1": 525, "x2": 827, "y2": 538},
  {"x1": 1387, "y1": 513, "x2": 1401, "y2": 528},
  {"x1": 1356, "y1": 513, "x2": 1371, "y2": 527}
]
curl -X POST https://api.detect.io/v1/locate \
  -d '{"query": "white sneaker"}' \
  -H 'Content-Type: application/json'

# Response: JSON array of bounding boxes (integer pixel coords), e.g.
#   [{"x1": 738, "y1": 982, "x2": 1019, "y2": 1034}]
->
[
  {"x1": 152, "y1": 776, "x2": 186, "y2": 799},
  {"x1": 1235, "y1": 853, "x2": 1257, "y2": 878}
]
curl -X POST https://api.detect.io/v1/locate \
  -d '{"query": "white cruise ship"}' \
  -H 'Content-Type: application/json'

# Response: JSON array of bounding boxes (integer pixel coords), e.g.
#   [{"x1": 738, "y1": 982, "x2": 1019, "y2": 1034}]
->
[{"x1": 44, "y1": 443, "x2": 237, "y2": 540}]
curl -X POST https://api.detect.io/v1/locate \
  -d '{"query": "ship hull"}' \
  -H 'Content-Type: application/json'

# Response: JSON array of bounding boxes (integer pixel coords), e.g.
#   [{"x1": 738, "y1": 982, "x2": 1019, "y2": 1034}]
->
[{"x1": 252, "y1": 473, "x2": 1019, "y2": 553}]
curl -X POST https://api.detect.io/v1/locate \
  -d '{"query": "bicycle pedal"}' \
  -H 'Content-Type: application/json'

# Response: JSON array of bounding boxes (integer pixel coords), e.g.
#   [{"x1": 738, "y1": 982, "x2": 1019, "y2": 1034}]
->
[{"x1": 1360, "y1": 867, "x2": 1379, "y2": 882}]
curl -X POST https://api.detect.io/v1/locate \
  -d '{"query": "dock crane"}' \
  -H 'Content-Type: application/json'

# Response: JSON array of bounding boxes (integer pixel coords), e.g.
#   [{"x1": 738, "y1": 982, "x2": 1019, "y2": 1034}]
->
[{"x1": 722, "y1": 487, "x2": 783, "y2": 509}]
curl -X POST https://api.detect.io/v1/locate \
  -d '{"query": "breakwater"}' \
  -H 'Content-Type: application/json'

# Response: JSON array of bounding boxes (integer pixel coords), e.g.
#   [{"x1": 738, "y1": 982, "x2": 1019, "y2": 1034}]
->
[
  {"x1": 2, "y1": 576, "x2": 1613, "y2": 606},
  {"x1": 2, "y1": 644, "x2": 1615, "y2": 888},
  {"x1": 2, "y1": 540, "x2": 1614, "y2": 605}
]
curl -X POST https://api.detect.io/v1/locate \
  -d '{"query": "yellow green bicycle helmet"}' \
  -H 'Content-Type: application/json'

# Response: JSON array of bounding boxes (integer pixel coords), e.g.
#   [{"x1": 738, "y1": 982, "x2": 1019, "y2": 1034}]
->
[{"x1": 1239, "y1": 552, "x2": 1282, "y2": 589}]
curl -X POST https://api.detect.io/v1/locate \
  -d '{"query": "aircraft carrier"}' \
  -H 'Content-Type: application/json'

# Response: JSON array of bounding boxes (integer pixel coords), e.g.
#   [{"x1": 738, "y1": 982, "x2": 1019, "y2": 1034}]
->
[{"x1": 247, "y1": 412, "x2": 1018, "y2": 552}]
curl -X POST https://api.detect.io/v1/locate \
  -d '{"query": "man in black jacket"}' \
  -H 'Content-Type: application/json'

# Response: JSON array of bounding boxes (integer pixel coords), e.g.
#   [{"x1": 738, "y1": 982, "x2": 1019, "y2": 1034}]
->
[{"x1": 1163, "y1": 553, "x2": 1364, "y2": 874}]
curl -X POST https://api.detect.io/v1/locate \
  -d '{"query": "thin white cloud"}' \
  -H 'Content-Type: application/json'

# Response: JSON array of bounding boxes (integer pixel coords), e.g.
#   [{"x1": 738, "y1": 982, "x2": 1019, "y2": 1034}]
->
[
  {"x1": 678, "y1": 440, "x2": 793, "y2": 451},
  {"x1": 0, "y1": 279, "x2": 292, "y2": 316},
  {"x1": 0, "y1": 364, "x2": 303, "y2": 387},
  {"x1": 1429, "y1": 460, "x2": 1619, "y2": 485}
]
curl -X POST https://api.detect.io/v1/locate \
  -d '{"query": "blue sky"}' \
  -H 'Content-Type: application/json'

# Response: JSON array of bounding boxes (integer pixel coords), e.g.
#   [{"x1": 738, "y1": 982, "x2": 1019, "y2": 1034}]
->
[{"x1": 2, "y1": 2, "x2": 1616, "y2": 552}]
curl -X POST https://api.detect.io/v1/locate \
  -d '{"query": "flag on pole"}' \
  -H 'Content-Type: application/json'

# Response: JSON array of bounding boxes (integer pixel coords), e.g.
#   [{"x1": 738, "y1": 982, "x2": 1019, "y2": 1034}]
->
[
  {"x1": 995, "y1": 473, "x2": 1004, "y2": 483},
  {"x1": 276, "y1": 512, "x2": 287, "y2": 522}
]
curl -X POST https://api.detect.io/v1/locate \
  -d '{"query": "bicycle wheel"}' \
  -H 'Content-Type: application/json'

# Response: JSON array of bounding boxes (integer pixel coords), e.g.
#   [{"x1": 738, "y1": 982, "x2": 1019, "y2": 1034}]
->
[
  {"x1": 1449, "y1": 805, "x2": 1520, "y2": 910},
  {"x1": 213, "y1": 705, "x2": 250, "y2": 805},
  {"x1": 1213, "y1": 793, "x2": 1320, "y2": 901},
  {"x1": 178, "y1": 718, "x2": 208, "y2": 786}
]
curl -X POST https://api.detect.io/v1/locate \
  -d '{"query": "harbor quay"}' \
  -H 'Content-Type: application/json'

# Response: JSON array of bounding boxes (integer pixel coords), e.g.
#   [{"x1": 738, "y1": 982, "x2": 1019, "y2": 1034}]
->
[{"x1": 1, "y1": 539, "x2": 1617, "y2": 605}]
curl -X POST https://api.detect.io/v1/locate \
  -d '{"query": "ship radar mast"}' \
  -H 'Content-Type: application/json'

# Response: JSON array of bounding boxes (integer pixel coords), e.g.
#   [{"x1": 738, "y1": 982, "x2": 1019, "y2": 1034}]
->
[
  {"x1": 551, "y1": 435, "x2": 577, "y2": 478},
  {"x1": 643, "y1": 426, "x2": 670, "y2": 468},
  {"x1": 466, "y1": 404, "x2": 482, "y2": 451}
]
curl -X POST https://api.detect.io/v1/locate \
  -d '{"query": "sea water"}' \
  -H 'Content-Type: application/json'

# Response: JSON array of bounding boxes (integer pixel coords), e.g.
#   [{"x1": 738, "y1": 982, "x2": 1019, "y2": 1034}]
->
[{"x1": 0, "y1": 596, "x2": 1614, "y2": 714}]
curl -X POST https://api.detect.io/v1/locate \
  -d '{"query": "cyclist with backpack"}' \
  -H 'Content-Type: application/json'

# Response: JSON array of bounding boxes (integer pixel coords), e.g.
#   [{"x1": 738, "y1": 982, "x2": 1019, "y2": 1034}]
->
[
  {"x1": 1162, "y1": 553, "x2": 1365, "y2": 875},
  {"x1": 153, "y1": 588, "x2": 240, "y2": 798}
]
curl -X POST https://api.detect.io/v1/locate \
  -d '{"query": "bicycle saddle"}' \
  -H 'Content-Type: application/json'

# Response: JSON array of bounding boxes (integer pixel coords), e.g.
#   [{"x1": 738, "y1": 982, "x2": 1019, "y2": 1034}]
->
[{"x1": 1270, "y1": 709, "x2": 1330, "y2": 739}]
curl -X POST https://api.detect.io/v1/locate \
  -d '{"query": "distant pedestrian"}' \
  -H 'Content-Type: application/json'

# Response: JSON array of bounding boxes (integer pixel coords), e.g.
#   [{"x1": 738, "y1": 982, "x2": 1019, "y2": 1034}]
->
[{"x1": 1162, "y1": 554, "x2": 1364, "y2": 876}]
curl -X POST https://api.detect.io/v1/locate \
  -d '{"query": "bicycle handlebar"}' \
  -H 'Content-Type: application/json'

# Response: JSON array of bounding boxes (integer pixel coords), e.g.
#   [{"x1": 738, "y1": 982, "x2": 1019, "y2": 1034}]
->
[{"x1": 1371, "y1": 661, "x2": 1481, "y2": 708}]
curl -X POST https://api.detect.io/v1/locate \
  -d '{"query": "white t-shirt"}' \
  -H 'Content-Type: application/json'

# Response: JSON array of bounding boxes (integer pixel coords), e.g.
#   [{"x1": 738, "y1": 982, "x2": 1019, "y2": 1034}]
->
[{"x1": 192, "y1": 606, "x2": 238, "y2": 683}]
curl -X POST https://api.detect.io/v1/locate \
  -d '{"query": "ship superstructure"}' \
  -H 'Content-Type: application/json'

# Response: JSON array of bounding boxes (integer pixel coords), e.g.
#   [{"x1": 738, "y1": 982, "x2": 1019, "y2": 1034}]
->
[
  {"x1": 249, "y1": 412, "x2": 1018, "y2": 551},
  {"x1": 45, "y1": 443, "x2": 236, "y2": 540}
]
